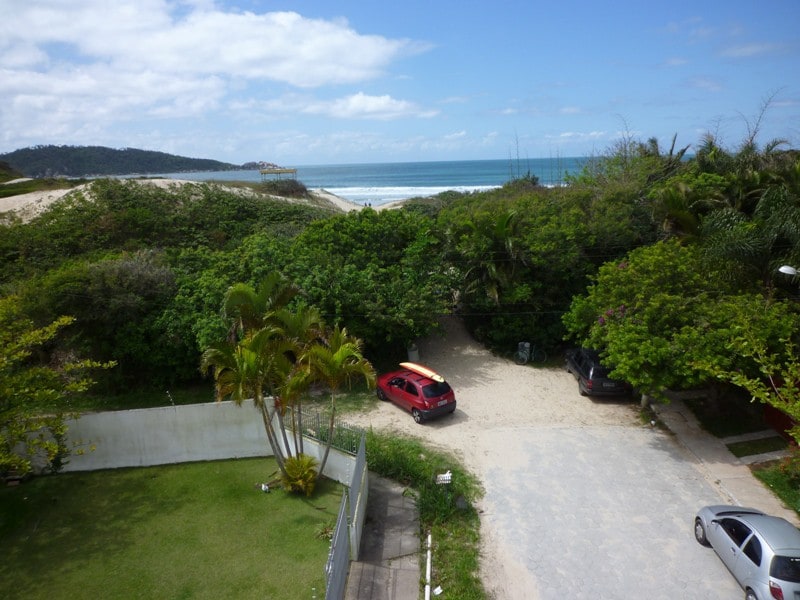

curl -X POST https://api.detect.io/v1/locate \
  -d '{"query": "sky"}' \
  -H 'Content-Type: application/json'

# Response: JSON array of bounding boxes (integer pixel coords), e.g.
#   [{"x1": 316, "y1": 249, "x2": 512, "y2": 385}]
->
[{"x1": 1, "y1": 0, "x2": 798, "y2": 165}]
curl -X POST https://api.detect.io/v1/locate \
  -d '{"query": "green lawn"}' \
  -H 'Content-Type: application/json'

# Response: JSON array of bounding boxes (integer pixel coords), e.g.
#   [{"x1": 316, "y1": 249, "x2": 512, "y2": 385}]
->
[
  {"x1": 0, "y1": 458, "x2": 341, "y2": 600},
  {"x1": 726, "y1": 435, "x2": 789, "y2": 458}
]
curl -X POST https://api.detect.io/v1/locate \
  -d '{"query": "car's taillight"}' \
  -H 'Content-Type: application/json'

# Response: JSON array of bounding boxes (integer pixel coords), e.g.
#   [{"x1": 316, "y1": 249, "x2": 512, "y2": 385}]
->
[
  {"x1": 770, "y1": 579, "x2": 785, "y2": 600},
  {"x1": 586, "y1": 379, "x2": 593, "y2": 390}
]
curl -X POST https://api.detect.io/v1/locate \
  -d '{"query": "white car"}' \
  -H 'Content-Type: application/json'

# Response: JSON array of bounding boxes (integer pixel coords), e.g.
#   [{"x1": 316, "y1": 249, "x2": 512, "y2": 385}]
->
[{"x1": 694, "y1": 505, "x2": 800, "y2": 600}]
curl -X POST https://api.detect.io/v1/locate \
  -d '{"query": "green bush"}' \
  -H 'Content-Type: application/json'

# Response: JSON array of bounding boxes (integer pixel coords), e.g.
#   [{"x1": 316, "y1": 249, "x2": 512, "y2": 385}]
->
[{"x1": 281, "y1": 453, "x2": 319, "y2": 496}]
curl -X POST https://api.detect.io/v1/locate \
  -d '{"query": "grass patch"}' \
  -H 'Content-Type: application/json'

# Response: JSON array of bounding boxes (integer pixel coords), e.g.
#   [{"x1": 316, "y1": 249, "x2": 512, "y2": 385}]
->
[
  {"x1": 727, "y1": 436, "x2": 789, "y2": 458},
  {"x1": 0, "y1": 458, "x2": 341, "y2": 600},
  {"x1": 753, "y1": 462, "x2": 800, "y2": 515},
  {"x1": 306, "y1": 382, "x2": 377, "y2": 416},
  {"x1": 366, "y1": 430, "x2": 485, "y2": 598}
]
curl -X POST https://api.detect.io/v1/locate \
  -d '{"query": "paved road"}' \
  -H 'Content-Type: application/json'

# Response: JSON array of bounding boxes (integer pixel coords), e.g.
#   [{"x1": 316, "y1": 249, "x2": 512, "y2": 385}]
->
[
  {"x1": 479, "y1": 425, "x2": 742, "y2": 599},
  {"x1": 349, "y1": 317, "x2": 793, "y2": 599}
]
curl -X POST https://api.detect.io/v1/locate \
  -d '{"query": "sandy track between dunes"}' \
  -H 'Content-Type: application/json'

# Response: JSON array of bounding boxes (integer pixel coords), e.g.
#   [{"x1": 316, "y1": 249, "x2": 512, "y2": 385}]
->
[
  {"x1": 345, "y1": 316, "x2": 642, "y2": 599},
  {"x1": 0, "y1": 178, "x2": 365, "y2": 222}
]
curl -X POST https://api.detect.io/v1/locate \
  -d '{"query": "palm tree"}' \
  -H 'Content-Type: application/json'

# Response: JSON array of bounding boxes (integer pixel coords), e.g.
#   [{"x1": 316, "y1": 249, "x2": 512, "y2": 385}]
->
[
  {"x1": 296, "y1": 325, "x2": 375, "y2": 480},
  {"x1": 218, "y1": 273, "x2": 305, "y2": 456},
  {"x1": 222, "y1": 271, "x2": 299, "y2": 341},
  {"x1": 199, "y1": 327, "x2": 294, "y2": 476},
  {"x1": 202, "y1": 272, "x2": 308, "y2": 479},
  {"x1": 206, "y1": 273, "x2": 376, "y2": 487},
  {"x1": 273, "y1": 304, "x2": 326, "y2": 455},
  {"x1": 460, "y1": 209, "x2": 524, "y2": 305}
]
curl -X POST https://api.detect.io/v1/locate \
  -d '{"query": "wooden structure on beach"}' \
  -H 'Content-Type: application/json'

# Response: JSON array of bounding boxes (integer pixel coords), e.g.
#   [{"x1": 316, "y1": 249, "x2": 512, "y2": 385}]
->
[{"x1": 259, "y1": 167, "x2": 297, "y2": 181}]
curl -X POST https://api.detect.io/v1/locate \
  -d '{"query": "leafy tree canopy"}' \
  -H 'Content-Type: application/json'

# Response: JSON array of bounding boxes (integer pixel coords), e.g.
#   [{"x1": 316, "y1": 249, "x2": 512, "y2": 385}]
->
[
  {"x1": 286, "y1": 208, "x2": 457, "y2": 353},
  {"x1": 0, "y1": 296, "x2": 113, "y2": 475}
]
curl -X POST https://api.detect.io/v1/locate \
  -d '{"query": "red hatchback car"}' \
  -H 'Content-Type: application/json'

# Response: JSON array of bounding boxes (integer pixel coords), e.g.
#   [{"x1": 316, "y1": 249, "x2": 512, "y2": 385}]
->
[{"x1": 376, "y1": 362, "x2": 457, "y2": 423}]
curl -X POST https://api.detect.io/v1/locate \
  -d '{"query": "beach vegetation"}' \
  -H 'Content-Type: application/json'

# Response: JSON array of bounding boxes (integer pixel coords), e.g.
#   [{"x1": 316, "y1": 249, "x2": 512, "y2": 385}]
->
[
  {"x1": 286, "y1": 207, "x2": 458, "y2": 355},
  {"x1": 0, "y1": 126, "x2": 798, "y2": 460},
  {"x1": 2, "y1": 127, "x2": 800, "y2": 595},
  {"x1": 257, "y1": 177, "x2": 308, "y2": 198},
  {"x1": 561, "y1": 132, "x2": 800, "y2": 448}
]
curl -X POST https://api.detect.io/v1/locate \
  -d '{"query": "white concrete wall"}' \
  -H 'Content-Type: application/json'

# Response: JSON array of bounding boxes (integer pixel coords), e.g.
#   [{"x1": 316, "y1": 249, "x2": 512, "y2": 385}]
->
[
  {"x1": 61, "y1": 400, "x2": 356, "y2": 485},
  {"x1": 63, "y1": 400, "x2": 268, "y2": 471}
]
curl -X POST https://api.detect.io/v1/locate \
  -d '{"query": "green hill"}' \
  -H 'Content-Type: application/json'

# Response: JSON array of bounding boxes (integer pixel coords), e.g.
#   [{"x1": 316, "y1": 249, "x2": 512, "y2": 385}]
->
[
  {"x1": 0, "y1": 145, "x2": 246, "y2": 178},
  {"x1": 0, "y1": 161, "x2": 25, "y2": 183}
]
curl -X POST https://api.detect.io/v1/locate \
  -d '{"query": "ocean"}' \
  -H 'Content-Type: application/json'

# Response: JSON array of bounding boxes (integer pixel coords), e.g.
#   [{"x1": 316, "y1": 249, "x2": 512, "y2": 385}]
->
[{"x1": 152, "y1": 157, "x2": 587, "y2": 206}]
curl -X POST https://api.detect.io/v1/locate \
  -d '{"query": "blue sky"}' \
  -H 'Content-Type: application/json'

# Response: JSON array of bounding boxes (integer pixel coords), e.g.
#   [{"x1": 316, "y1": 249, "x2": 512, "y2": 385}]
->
[{"x1": 1, "y1": 0, "x2": 798, "y2": 165}]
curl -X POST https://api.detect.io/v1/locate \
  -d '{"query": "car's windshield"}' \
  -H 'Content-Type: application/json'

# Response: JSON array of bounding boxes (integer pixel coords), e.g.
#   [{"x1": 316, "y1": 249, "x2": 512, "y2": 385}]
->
[
  {"x1": 422, "y1": 382, "x2": 451, "y2": 398},
  {"x1": 771, "y1": 556, "x2": 800, "y2": 582}
]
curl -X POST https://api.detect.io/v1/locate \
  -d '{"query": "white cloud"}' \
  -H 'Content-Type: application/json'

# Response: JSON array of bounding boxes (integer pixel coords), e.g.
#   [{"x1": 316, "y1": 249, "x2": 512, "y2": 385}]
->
[
  {"x1": 1, "y1": 4, "x2": 427, "y2": 87},
  {"x1": 439, "y1": 96, "x2": 470, "y2": 105},
  {"x1": 554, "y1": 131, "x2": 606, "y2": 140},
  {"x1": 0, "y1": 1, "x2": 434, "y2": 151},
  {"x1": 720, "y1": 43, "x2": 780, "y2": 58},
  {"x1": 303, "y1": 92, "x2": 438, "y2": 120},
  {"x1": 687, "y1": 77, "x2": 723, "y2": 92}
]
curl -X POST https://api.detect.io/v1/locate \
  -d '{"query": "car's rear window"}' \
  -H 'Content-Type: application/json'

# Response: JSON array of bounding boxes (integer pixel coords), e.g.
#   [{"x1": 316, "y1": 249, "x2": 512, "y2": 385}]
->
[
  {"x1": 771, "y1": 556, "x2": 800, "y2": 582},
  {"x1": 422, "y1": 382, "x2": 452, "y2": 398},
  {"x1": 592, "y1": 366, "x2": 611, "y2": 378}
]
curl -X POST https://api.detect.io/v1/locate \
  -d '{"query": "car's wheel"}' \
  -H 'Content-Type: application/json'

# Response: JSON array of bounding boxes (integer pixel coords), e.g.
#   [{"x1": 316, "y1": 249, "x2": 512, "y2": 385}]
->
[
  {"x1": 694, "y1": 518, "x2": 710, "y2": 547},
  {"x1": 745, "y1": 589, "x2": 758, "y2": 600},
  {"x1": 412, "y1": 409, "x2": 423, "y2": 424},
  {"x1": 377, "y1": 388, "x2": 388, "y2": 401},
  {"x1": 579, "y1": 383, "x2": 588, "y2": 396}
]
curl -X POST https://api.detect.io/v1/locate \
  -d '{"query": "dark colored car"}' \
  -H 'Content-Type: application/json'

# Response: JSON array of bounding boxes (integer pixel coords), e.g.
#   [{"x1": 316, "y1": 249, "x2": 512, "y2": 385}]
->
[
  {"x1": 565, "y1": 348, "x2": 631, "y2": 397},
  {"x1": 376, "y1": 363, "x2": 456, "y2": 423},
  {"x1": 695, "y1": 505, "x2": 800, "y2": 600}
]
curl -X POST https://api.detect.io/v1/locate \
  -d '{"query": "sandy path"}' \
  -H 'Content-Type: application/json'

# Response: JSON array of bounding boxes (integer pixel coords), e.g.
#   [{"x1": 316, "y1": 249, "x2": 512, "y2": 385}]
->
[
  {"x1": 346, "y1": 316, "x2": 641, "y2": 599},
  {"x1": 0, "y1": 178, "x2": 365, "y2": 222}
]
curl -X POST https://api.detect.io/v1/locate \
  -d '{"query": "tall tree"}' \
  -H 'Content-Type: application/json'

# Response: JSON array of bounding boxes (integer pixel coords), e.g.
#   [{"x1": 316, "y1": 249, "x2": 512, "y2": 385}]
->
[
  {"x1": 275, "y1": 304, "x2": 326, "y2": 456},
  {"x1": 296, "y1": 325, "x2": 375, "y2": 480},
  {"x1": 200, "y1": 326, "x2": 294, "y2": 475},
  {"x1": 202, "y1": 273, "x2": 376, "y2": 491},
  {"x1": 696, "y1": 297, "x2": 800, "y2": 445},
  {"x1": 0, "y1": 296, "x2": 112, "y2": 475},
  {"x1": 222, "y1": 271, "x2": 300, "y2": 341}
]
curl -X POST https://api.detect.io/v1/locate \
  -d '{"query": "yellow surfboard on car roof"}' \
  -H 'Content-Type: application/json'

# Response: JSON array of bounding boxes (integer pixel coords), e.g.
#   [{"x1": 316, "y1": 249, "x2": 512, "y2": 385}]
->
[{"x1": 399, "y1": 362, "x2": 445, "y2": 383}]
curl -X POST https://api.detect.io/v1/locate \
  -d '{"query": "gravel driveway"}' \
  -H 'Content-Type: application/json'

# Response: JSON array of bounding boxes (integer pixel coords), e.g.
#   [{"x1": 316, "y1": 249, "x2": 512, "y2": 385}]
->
[{"x1": 349, "y1": 317, "x2": 745, "y2": 599}]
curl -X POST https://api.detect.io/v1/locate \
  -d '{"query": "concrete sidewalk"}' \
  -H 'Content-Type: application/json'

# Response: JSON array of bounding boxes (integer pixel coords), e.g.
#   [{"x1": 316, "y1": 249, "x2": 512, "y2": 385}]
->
[
  {"x1": 344, "y1": 474, "x2": 420, "y2": 600},
  {"x1": 653, "y1": 398, "x2": 799, "y2": 525}
]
